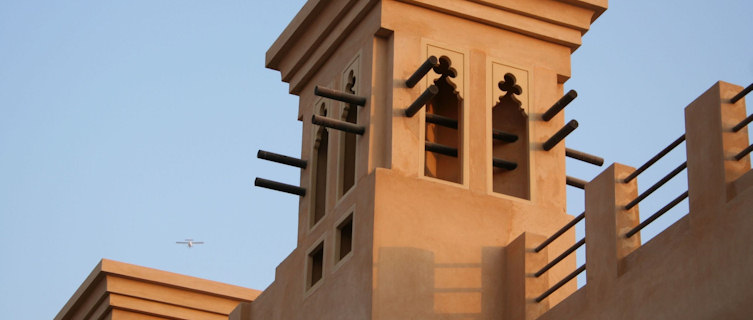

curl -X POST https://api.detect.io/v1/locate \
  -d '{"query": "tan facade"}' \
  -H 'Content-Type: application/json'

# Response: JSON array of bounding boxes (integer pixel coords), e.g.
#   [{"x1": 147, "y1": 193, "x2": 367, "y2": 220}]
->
[
  {"x1": 55, "y1": 259, "x2": 260, "y2": 320},
  {"x1": 58, "y1": 1, "x2": 753, "y2": 319},
  {"x1": 253, "y1": 0, "x2": 606, "y2": 319}
]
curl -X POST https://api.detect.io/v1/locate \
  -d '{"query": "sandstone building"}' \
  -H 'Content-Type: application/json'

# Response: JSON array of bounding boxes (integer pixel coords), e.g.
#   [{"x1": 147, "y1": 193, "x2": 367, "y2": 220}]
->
[{"x1": 57, "y1": 0, "x2": 753, "y2": 319}]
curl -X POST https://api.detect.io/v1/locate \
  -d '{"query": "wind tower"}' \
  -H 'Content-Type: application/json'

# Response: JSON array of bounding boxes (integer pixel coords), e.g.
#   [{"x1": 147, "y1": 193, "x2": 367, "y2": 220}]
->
[{"x1": 252, "y1": 1, "x2": 608, "y2": 319}]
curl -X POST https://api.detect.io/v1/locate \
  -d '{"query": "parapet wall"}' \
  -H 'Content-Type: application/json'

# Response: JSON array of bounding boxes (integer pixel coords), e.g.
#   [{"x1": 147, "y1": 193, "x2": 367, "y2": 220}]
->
[{"x1": 522, "y1": 81, "x2": 753, "y2": 319}]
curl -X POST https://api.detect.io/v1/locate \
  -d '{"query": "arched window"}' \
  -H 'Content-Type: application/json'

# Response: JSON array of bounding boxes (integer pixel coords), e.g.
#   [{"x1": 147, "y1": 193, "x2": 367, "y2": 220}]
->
[
  {"x1": 340, "y1": 70, "x2": 357, "y2": 196},
  {"x1": 312, "y1": 103, "x2": 329, "y2": 227},
  {"x1": 492, "y1": 73, "x2": 529, "y2": 199},
  {"x1": 425, "y1": 56, "x2": 462, "y2": 183}
]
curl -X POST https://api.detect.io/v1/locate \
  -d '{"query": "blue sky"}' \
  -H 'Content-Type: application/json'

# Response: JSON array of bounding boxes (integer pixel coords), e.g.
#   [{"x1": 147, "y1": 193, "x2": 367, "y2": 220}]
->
[{"x1": 1, "y1": 1, "x2": 751, "y2": 319}]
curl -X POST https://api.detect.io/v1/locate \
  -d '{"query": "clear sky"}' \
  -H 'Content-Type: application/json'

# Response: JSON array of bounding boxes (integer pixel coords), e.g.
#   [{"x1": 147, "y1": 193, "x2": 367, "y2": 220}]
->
[{"x1": 1, "y1": 1, "x2": 751, "y2": 319}]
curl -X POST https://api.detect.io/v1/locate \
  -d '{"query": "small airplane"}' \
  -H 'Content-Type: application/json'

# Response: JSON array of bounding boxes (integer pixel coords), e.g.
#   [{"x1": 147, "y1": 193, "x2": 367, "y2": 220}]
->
[{"x1": 176, "y1": 239, "x2": 204, "y2": 248}]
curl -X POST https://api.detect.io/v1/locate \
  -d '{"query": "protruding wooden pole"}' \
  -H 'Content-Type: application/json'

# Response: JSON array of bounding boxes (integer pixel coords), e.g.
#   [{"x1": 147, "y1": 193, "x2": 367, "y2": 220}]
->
[
  {"x1": 257, "y1": 150, "x2": 307, "y2": 169},
  {"x1": 543, "y1": 120, "x2": 578, "y2": 151},
  {"x1": 542, "y1": 90, "x2": 577, "y2": 121},
  {"x1": 565, "y1": 148, "x2": 604, "y2": 166},
  {"x1": 254, "y1": 177, "x2": 306, "y2": 196},
  {"x1": 405, "y1": 85, "x2": 439, "y2": 117},
  {"x1": 493, "y1": 158, "x2": 517, "y2": 170},
  {"x1": 312, "y1": 114, "x2": 365, "y2": 135},
  {"x1": 314, "y1": 85, "x2": 367, "y2": 106},
  {"x1": 405, "y1": 56, "x2": 439, "y2": 88}
]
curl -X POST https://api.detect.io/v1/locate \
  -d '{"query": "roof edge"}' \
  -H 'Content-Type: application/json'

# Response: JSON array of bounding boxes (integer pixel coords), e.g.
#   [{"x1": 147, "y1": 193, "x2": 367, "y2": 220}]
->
[
  {"x1": 54, "y1": 259, "x2": 106, "y2": 320},
  {"x1": 556, "y1": 0, "x2": 608, "y2": 22},
  {"x1": 266, "y1": 0, "x2": 327, "y2": 70},
  {"x1": 55, "y1": 259, "x2": 262, "y2": 320},
  {"x1": 100, "y1": 259, "x2": 261, "y2": 301}
]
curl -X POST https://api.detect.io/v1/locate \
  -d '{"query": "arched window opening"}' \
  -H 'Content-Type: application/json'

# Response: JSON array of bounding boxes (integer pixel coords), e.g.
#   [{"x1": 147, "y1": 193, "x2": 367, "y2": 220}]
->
[
  {"x1": 492, "y1": 73, "x2": 529, "y2": 199},
  {"x1": 312, "y1": 104, "x2": 329, "y2": 227},
  {"x1": 341, "y1": 70, "x2": 357, "y2": 196},
  {"x1": 425, "y1": 56, "x2": 462, "y2": 183}
]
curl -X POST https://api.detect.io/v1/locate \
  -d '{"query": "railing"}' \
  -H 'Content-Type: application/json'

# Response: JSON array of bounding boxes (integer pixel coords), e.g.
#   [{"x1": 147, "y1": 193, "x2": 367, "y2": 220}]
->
[
  {"x1": 534, "y1": 212, "x2": 584, "y2": 253},
  {"x1": 730, "y1": 83, "x2": 752, "y2": 104},
  {"x1": 529, "y1": 81, "x2": 751, "y2": 311},
  {"x1": 626, "y1": 191, "x2": 688, "y2": 238},
  {"x1": 534, "y1": 238, "x2": 585, "y2": 278},
  {"x1": 535, "y1": 121, "x2": 605, "y2": 301},
  {"x1": 735, "y1": 144, "x2": 753, "y2": 161},
  {"x1": 536, "y1": 132, "x2": 688, "y2": 304},
  {"x1": 533, "y1": 211, "x2": 585, "y2": 302},
  {"x1": 620, "y1": 131, "x2": 689, "y2": 243},
  {"x1": 732, "y1": 83, "x2": 753, "y2": 161},
  {"x1": 623, "y1": 134, "x2": 685, "y2": 183},
  {"x1": 535, "y1": 265, "x2": 586, "y2": 303},
  {"x1": 623, "y1": 82, "x2": 752, "y2": 238},
  {"x1": 624, "y1": 162, "x2": 687, "y2": 210}
]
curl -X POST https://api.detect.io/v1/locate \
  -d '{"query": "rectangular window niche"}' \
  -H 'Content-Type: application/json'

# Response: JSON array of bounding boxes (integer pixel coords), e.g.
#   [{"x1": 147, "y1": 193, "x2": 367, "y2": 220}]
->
[
  {"x1": 336, "y1": 214, "x2": 353, "y2": 261},
  {"x1": 307, "y1": 242, "x2": 324, "y2": 289}
]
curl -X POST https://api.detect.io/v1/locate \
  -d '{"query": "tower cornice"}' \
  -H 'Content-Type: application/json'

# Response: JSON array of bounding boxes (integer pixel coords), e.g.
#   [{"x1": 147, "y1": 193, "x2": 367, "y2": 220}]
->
[{"x1": 266, "y1": 0, "x2": 607, "y2": 94}]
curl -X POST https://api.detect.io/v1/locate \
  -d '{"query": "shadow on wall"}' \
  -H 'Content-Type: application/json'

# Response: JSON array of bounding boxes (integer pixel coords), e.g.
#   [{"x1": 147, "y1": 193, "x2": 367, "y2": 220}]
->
[{"x1": 373, "y1": 247, "x2": 514, "y2": 320}]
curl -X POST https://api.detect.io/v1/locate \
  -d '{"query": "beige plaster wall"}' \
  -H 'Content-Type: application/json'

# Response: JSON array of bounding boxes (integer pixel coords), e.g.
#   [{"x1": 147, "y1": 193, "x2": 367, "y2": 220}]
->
[
  {"x1": 371, "y1": 168, "x2": 576, "y2": 320},
  {"x1": 250, "y1": 174, "x2": 376, "y2": 320}
]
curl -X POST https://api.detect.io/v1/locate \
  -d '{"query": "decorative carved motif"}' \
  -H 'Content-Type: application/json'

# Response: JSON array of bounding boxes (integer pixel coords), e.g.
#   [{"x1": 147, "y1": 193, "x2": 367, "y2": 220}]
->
[
  {"x1": 315, "y1": 103, "x2": 328, "y2": 149},
  {"x1": 432, "y1": 56, "x2": 457, "y2": 79},
  {"x1": 345, "y1": 70, "x2": 356, "y2": 94},
  {"x1": 431, "y1": 56, "x2": 461, "y2": 100},
  {"x1": 343, "y1": 70, "x2": 356, "y2": 120},
  {"x1": 498, "y1": 73, "x2": 522, "y2": 107}
]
